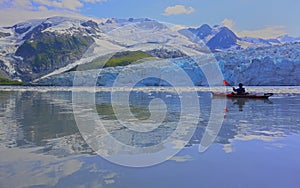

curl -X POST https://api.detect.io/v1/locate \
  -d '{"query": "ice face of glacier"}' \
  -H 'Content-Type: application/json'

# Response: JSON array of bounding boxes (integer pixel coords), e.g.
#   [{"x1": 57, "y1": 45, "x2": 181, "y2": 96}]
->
[
  {"x1": 218, "y1": 42, "x2": 300, "y2": 86},
  {"x1": 36, "y1": 42, "x2": 300, "y2": 86}
]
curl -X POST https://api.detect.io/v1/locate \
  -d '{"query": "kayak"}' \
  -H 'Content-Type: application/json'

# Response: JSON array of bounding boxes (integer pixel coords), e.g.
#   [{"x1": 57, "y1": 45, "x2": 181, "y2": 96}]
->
[{"x1": 212, "y1": 92, "x2": 273, "y2": 99}]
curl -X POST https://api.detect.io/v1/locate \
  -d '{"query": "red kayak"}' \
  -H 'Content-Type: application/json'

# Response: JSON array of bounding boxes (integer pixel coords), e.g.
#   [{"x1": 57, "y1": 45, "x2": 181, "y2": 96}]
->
[{"x1": 212, "y1": 92, "x2": 273, "y2": 99}]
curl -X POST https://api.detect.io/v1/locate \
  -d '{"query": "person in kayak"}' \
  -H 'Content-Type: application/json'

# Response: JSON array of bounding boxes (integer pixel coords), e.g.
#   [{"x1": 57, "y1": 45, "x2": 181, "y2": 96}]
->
[{"x1": 232, "y1": 83, "x2": 248, "y2": 95}]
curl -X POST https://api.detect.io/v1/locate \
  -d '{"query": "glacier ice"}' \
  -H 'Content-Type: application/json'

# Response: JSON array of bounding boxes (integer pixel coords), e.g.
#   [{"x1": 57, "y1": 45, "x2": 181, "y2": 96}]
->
[{"x1": 36, "y1": 42, "x2": 300, "y2": 86}]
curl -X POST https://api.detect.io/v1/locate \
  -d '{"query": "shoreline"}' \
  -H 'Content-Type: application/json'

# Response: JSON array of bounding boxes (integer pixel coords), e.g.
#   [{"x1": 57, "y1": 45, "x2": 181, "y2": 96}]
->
[{"x1": 1, "y1": 85, "x2": 300, "y2": 94}]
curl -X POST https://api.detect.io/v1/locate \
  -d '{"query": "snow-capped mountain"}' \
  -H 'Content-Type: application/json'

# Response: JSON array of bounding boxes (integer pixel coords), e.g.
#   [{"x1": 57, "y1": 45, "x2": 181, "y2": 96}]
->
[
  {"x1": 0, "y1": 16, "x2": 299, "y2": 85},
  {"x1": 0, "y1": 16, "x2": 210, "y2": 83},
  {"x1": 0, "y1": 16, "x2": 102, "y2": 82},
  {"x1": 206, "y1": 27, "x2": 240, "y2": 50},
  {"x1": 180, "y1": 24, "x2": 300, "y2": 51},
  {"x1": 179, "y1": 24, "x2": 244, "y2": 51},
  {"x1": 98, "y1": 17, "x2": 208, "y2": 55},
  {"x1": 277, "y1": 35, "x2": 300, "y2": 43}
]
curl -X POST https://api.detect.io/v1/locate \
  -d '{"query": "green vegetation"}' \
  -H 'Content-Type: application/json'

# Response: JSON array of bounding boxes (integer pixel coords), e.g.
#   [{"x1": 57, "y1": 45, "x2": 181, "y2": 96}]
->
[
  {"x1": 0, "y1": 77, "x2": 23, "y2": 85},
  {"x1": 15, "y1": 33, "x2": 94, "y2": 73},
  {"x1": 104, "y1": 51, "x2": 153, "y2": 68},
  {"x1": 72, "y1": 51, "x2": 157, "y2": 71}
]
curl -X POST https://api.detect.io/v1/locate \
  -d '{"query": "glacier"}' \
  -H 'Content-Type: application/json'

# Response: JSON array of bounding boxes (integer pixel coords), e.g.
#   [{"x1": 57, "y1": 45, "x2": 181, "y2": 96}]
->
[
  {"x1": 1, "y1": 16, "x2": 300, "y2": 86},
  {"x1": 36, "y1": 42, "x2": 300, "y2": 86}
]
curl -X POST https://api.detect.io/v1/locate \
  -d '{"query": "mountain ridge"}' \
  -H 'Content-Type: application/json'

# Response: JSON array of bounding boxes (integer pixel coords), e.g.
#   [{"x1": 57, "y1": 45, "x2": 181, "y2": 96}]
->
[
  {"x1": 0, "y1": 16, "x2": 299, "y2": 84},
  {"x1": 179, "y1": 24, "x2": 300, "y2": 51}
]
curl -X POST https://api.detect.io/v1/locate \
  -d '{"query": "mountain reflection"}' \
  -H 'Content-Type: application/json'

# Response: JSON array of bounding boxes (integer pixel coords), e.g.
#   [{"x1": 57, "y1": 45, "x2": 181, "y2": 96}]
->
[{"x1": 0, "y1": 90, "x2": 299, "y2": 156}]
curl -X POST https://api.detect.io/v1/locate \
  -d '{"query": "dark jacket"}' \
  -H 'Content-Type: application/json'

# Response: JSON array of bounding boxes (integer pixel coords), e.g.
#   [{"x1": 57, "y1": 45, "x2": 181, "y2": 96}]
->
[{"x1": 233, "y1": 87, "x2": 246, "y2": 95}]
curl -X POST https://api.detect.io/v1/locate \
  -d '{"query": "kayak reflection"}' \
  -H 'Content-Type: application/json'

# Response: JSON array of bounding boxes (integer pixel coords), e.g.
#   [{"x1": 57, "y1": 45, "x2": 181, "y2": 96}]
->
[
  {"x1": 233, "y1": 98, "x2": 246, "y2": 111},
  {"x1": 226, "y1": 98, "x2": 273, "y2": 112}
]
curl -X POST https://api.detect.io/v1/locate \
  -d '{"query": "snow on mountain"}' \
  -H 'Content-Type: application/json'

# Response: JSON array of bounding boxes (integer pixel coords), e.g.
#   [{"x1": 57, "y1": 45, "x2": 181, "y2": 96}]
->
[
  {"x1": 0, "y1": 16, "x2": 300, "y2": 85},
  {"x1": 186, "y1": 24, "x2": 213, "y2": 40},
  {"x1": 35, "y1": 18, "x2": 209, "y2": 82},
  {"x1": 277, "y1": 35, "x2": 300, "y2": 43},
  {"x1": 98, "y1": 18, "x2": 207, "y2": 56},
  {"x1": 99, "y1": 18, "x2": 153, "y2": 32},
  {"x1": 180, "y1": 24, "x2": 300, "y2": 51},
  {"x1": 180, "y1": 25, "x2": 242, "y2": 51},
  {"x1": 42, "y1": 17, "x2": 84, "y2": 35},
  {"x1": 0, "y1": 16, "x2": 105, "y2": 82},
  {"x1": 0, "y1": 16, "x2": 210, "y2": 82},
  {"x1": 206, "y1": 27, "x2": 240, "y2": 51},
  {"x1": 241, "y1": 37, "x2": 271, "y2": 45}
]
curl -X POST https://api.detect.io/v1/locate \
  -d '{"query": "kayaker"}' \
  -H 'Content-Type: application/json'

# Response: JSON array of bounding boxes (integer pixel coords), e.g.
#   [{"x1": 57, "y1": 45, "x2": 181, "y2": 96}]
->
[{"x1": 232, "y1": 83, "x2": 247, "y2": 95}]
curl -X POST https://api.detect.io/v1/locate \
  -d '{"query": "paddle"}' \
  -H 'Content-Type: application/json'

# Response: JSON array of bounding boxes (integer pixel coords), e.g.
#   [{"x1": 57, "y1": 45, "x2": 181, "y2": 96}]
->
[
  {"x1": 224, "y1": 80, "x2": 273, "y2": 97},
  {"x1": 223, "y1": 80, "x2": 231, "y2": 86},
  {"x1": 223, "y1": 80, "x2": 230, "y2": 86},
  {"x1": 223, "y1": 80, "x2": 235, "y2": 90},
  {"x1": 223, "y1": 80, "x2": 245, "y2": 95}
]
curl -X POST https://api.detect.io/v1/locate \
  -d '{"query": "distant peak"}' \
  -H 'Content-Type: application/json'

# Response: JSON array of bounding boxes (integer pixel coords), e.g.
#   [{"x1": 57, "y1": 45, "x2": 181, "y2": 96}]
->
[{"x1": 199, "y1": 24, "x2": 212, "y2": 29}]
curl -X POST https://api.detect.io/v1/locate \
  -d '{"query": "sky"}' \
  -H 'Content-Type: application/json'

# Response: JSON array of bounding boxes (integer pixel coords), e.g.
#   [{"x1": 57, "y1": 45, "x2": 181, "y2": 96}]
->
[{"x1": 0, "y1": 0, "x2": 300, "y2": 38}]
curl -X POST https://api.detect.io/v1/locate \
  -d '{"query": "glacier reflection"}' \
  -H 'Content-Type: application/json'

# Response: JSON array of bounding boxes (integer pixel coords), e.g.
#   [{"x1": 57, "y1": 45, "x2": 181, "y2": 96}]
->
[{"x1": 0, "y1": 88, "x2": 300, "y2": 187}]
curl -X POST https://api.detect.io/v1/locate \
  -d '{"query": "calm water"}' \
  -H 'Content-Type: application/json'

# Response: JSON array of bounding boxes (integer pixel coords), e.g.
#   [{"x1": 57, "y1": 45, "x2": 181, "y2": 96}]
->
[{"x1": 0, "y1": 86, "x2": 300, "y2": 188}]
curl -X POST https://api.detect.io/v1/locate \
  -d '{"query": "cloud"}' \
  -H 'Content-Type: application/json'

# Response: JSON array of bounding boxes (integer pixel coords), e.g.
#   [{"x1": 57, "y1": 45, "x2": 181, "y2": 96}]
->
[
  {"x1": 0, "y1": 0, "x2": 10, "y2": 5},
  {"x1": 33, "y1": 0, "x2": 83, "y2": 11},
  {"x1": 0, "y1": 8, "x2": 101, "y2": 26},
  {"x1": 222, "y1": 18, "x2": 287, "y2": 39},
  {"x1": 163, "y1": 5, "x2": 195, "y2": 16},
  {"x1": 38, "y1": 5, "x2": 48, "y2": 11},
  {"x1": 12, "y1": 0, "x2": 33, "y2": 9},
  {"x1": 222, "y1": 18, "x2": 235, "y2": 30},
  {"x1": 83, "y1": 0, "x2": 106, "y2": 2},
  {"x1": 238, "y1": 25, "x2": 287, "y2": 39},
  {"x1": 0, "y1": 0, "x2": 107, "y2": 11},
  {"x1": 0, "y1": 0, "x2": 32, "y2": 9}
]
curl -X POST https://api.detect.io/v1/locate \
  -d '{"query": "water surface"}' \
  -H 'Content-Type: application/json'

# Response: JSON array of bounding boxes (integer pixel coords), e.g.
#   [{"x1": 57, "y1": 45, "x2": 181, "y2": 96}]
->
[{"x1": 0, "y1": 86, "x2": 299, "y2": 188}]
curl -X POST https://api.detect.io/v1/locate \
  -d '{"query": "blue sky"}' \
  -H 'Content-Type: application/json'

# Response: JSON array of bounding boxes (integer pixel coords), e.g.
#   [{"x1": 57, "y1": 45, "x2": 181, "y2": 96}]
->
[{"x1": 0, "y1": 0, "x2": 300, "y2": 37}]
